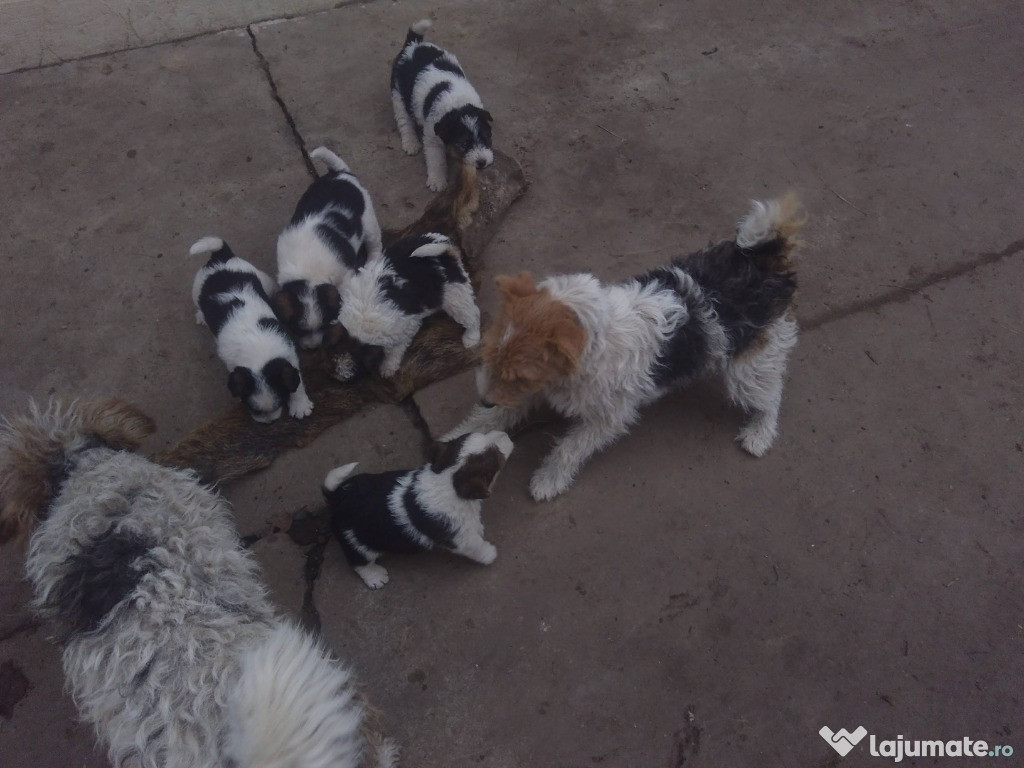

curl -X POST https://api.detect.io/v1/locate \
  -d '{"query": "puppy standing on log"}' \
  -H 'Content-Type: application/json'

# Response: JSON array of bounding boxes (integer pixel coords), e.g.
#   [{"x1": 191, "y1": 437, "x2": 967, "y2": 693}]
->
[
  {"x1": 0, "y1": 398, "x2": 397, "y2": 768},
  {"x1": 391, "y1": 19, "x2": 494, "y2": 191},
  {"x1": 334, "y1": 232, "x2": 481, "y2": 379},
  {"x1": 274, "y1": 147, "x2": 383, "y2": 349},
  {"x1": 445, "y1": 196, "x2": 806, "y2": 501},
  {"x1": 323, "y1": 431, "x2": 513, "y2": 589},
  {"x1": 191, "y1": 236, "x2": 313, "y2": 422}
]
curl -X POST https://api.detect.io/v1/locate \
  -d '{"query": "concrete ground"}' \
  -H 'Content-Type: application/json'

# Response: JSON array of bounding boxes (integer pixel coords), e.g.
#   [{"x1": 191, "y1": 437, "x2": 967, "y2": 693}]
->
[{"x1": 1, "y1": 1, "x2": 1022, "y2": 766}]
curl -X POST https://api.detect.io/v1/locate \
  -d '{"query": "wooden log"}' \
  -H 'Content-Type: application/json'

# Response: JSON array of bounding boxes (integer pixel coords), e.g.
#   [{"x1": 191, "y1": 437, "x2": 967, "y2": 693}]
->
[{"x1": 154, "y1": 151, "x2": 528, "y2": 483}]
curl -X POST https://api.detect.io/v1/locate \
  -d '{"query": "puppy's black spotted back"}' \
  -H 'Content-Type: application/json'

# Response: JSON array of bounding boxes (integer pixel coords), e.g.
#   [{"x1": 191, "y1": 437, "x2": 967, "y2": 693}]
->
[
  {"x1": 198, "y1": 271, "x2": 270, "y2": 335},
  {"x1": 382, "y1": 236, "x2": 468, "y2": 316},
  {"x1": 290, "y1": 173, "x2": 369, "y2": 271}
]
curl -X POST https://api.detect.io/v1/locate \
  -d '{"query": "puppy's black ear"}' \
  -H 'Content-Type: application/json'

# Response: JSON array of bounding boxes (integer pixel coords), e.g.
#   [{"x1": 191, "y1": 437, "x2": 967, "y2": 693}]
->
[
  {"x1": 272, "y1": 287, "x2": 301, "y2": 323},
  {"x1": 479, "y1": 109, "x2": 493, "y2": 123},
  {"x1": 227, "y1": 367, "x2": 256, "y2": 399},
  {"x1": 453, "y1": 446, "x2": 506, "y2": 500},
  {"x1": 316, "y1": 283, "x2": 342, "y2": 320},
  {"x1": 264, "y1": 358, "x2": 301, "y2": 394},
  {"x1": 429, "y1": 434, "x2": 469, "y2": 472},
  {"x1": 434, "y1": 111, "x2": 462, "y2": 144}
]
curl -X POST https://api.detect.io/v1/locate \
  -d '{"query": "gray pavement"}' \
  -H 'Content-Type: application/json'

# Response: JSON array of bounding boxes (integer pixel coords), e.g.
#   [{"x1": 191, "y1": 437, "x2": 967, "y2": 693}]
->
[{"x1": 1, "y1": 2, "x2": 1022, "y2": 767}]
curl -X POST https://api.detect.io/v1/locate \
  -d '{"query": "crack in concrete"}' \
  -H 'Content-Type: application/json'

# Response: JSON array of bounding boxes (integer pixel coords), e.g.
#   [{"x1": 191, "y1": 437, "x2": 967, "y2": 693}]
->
[
  {"x1": 803, "y1": 237, "x2": 1024, "y2": 332},
  {"x1": 0, "y1": 618, "x2": 41, "y2": 643},
  {"x1": 401, "y1": 396, "x2": 437, "y2": 448},
  {"x1": 299, "y1": 540, "x2": 327, "y2": 634},
  {"x1": 246, "y1": 26, "x2": 317, "y2": 179},
  {"x1": 1, "y1": 0, "x2": 380, "y2": 77}
]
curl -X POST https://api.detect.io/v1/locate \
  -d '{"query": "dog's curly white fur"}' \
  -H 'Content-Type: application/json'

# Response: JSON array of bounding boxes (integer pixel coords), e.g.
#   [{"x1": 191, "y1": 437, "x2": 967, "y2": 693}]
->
[
  {"x1": 0, "y1": 398, "x2": 397, "y2": 768},
  {"x1": 445, "y1": 195, "x2": 805, "y2": 501}
]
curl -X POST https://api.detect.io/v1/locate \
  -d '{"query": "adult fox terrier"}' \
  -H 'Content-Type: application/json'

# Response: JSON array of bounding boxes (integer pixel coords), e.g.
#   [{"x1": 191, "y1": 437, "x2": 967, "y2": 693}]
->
[
  {"x1": 0, "y1": 398, "x2": 397, "y2": 768},
  {"x1": 445, "y1": 195, "x2": 806, "y2": 500}
]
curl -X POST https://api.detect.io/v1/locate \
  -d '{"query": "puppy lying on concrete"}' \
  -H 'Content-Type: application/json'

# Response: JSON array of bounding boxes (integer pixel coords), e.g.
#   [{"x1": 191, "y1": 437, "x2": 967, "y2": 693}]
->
[
  {"x1": 0, "y1": 398, "x2": 397, "y2": 768},
  {"x1": 445, "y1": 196, "x2": 806, "y2": 500},
  {"x1": 391, "y1": 19, "x2": 493, "y2": 191},
  {"x1": 323, "y1": 431, "x2": 513, "y2": 589}
]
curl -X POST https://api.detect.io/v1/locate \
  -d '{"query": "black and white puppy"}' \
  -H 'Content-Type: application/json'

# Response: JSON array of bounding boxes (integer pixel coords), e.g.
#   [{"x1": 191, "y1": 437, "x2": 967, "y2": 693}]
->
[
  {"x1": 191, "y1": 236, "x2": 313, "y2": 422},
  {"x1": 323, "y1": 431, "x2": 513, "y2": 589},
  {"x1": 335, "y1": 232, "x2": 481, "y2": 379},
  {"x1": 274, "y1": 146, "x2": 383, "y2": 349},
  {"x1": 391, "y1": 19, "x2": 494, "y2": 191}
]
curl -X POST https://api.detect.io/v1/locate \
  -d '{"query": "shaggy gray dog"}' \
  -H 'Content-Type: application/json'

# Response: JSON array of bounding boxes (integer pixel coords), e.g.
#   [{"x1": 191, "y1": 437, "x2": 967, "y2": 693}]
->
[{"x1": 0, "y1": 398, "x2": 397, "y2": 768}]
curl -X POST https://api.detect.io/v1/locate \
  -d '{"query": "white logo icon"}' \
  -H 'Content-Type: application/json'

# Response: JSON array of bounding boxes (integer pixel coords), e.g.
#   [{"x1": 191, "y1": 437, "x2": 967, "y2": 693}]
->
[{"x1": 820, "y1": 726, "x2": 868, "y2": 757}]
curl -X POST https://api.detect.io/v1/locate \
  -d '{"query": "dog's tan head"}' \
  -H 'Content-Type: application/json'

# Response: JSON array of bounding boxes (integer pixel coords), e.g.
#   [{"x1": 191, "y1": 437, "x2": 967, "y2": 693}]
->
[
  {"x1": 478, "y1": 272, "x2": 587, "y2": 407},
  {"x1": 0, "y1": 398, "x2": 155, "y2": 545}
]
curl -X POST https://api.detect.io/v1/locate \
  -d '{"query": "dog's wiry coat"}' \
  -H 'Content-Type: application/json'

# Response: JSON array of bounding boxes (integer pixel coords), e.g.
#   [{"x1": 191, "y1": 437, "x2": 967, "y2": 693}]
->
[
  {"x1": 0, "y1": 399, "x2": 397, "y2": 768},
  {"x1": 323, "y1": 431, "x2": 512, "y2": 589},
  {"x1": 391, "y1": 19, "x2": 494, "y2": 191},
  {"x1": 446, "y1": 196, "x2": 805, "y2": 500}
]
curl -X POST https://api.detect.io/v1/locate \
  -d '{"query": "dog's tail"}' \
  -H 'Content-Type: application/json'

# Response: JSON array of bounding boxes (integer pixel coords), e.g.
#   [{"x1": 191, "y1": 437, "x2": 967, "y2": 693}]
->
[
  {"x1": 189, "y1": 236, "x2": 235, "y2": 265},
  {"x1": 735, "y1": 192, "x2": 806, "y2": 271},
  {"x1": 0, "y1": 398, "x2": 155, "y2": 545},
  {"x1": 323, "y1": 462, "x2": 359, "y2": 497},
  {"x1": 310, "y1": 146, "x2": 350, "y2": 175},
  {"x1": 405, "y1": 18, "x2": 432, "y2": 45},
  {"x1": 225, "y1": 622, "x2": 379, "y2": 768}
]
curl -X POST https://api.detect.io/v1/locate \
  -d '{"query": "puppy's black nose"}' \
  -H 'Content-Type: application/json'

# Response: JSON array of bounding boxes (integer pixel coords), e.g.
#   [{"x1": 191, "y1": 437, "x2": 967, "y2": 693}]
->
[
  {"x1": 479, "y1": 397, "x2": 495, "y2": 408},
  {"x1": 475, "y1": 158, "x2": 487, "y2": 169}
]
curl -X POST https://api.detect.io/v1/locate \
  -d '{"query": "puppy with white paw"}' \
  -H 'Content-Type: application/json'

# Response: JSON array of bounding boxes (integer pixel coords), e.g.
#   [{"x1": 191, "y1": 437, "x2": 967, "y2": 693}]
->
[
  {"x1": 323, "y1": 431, "x2": 513, "y2": 589},
  {"x1": 274, "y1": 147, "x2": 383, "y2": 349},
  {"x1": 391, "y1": 19, "x2": 494, "y2": 191},
  {"x1": 191, "y1": 236, "x2": 313, "y2": 422},
  {"x1": 336, "y1": 232, "x2": 480, "y2": 380}
]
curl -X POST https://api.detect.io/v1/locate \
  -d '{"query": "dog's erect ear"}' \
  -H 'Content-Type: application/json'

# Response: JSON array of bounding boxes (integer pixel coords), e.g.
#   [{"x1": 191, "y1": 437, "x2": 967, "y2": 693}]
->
[
  {"x1": 228, "y1": 367, "x2": 256, "y2": 399},
  {"x1": 452, "y1": 447, "x2": 506, "y2": 500},
  {"x1": 495, "y1": 271, "x2": 535, "y2": 300},
  {"x1": 316, "y1": 284, "x2": 342, "y2": 320},
  {"x1": 434, "y1": 110, "x2": 463, "y2": 144},
  {"x1": 264, "y1": 358, "x2": 302, "y2": 394},
  {"x1": 429, "y1": 434, "x2": 469, "y2": 473},
  {"x1": 272, "y1": 287, "x2": 302, "y2": 323},
  {"x1": 0, "y1": 398, "x2": 155, "y2": 545},
  {"x1": 544, "y1": 304, "x2": 587, "y2": 376},
  {"x1": 478, "y1": 109, "x2": 493, "y2": 124},
  {"x1": 79, "y1": 399, "x2": 156, "y2": 451}
]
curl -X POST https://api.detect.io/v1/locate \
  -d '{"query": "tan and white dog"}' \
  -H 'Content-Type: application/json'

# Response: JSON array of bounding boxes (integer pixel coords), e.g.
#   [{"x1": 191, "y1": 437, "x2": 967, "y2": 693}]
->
[{"x1": 445, "y1": 196, "x2": 806, "y2": 500}]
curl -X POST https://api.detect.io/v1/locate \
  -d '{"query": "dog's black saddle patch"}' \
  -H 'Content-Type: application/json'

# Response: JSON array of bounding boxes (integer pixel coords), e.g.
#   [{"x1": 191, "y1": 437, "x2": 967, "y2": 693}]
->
[{"x1": 50, "y1": 524, "x2": 154, "y2": 637}]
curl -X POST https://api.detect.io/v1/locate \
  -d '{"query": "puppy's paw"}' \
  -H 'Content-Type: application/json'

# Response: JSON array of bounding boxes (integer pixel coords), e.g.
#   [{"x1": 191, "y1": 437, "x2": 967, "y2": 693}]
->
[
  {"x1": 738, "y1": 429, "x2": 773, "y2": 457},
  {"x1": 355, "y1": 563, "x2": 390, "y2": 589},
  {"x1": 401, "y1": 138, "x2": 422, "y2": 155},
  {"x1": 530, "y1": 467, "x2": 569, "y2": 502},
  {"x1": 195, "y1": 310, "x2": 207, "y2": 326},
  {"x1": 476, "y1": 542, "x2": 497, "y2": 565},
  {"x1": 461, "y1": 329, "x2": 481, "y2": 348},
  {"x1": 379, "y1": 358, "x2": 402, "y2": 378},
  {"x1": 289, "y1": 393, "x2": 314, "y2": 419},
  {"x1": 426, "y1": 176, "x2": 448, "y2": 193}
]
